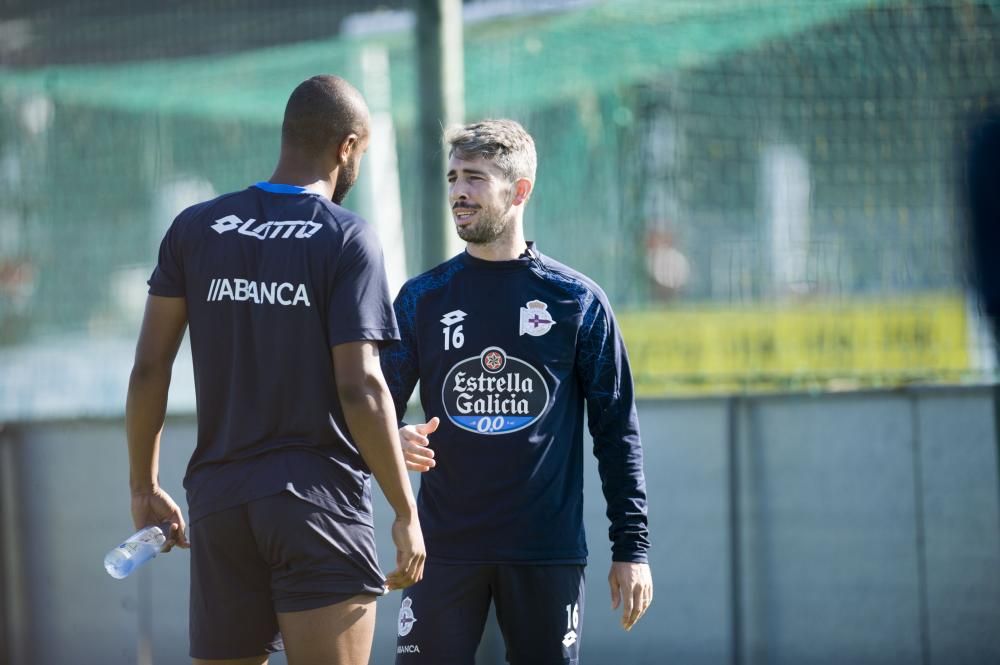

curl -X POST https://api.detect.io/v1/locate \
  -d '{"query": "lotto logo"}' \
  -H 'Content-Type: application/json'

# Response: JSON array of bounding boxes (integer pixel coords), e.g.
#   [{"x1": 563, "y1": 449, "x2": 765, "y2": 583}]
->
[{"x1": 211, "y1": 214, "x2": 322, "y2": 240}]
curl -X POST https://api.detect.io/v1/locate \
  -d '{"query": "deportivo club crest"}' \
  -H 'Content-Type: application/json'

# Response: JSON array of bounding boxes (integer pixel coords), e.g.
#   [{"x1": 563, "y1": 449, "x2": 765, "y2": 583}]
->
[
  {"x1": 397, "y1": 597, "x2": 417, "y2": 637},
  {"x1": 519, "y1": 300, "x2": 556, "y2": 337}
]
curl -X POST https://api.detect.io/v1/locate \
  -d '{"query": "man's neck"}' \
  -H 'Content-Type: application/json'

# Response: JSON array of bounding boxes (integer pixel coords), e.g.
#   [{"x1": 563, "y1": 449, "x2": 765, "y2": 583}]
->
[
  {"x1": 465, "y1": 227, "x2": 528, "y2": 262},
  {"x1": 269, "y1": 155, "x2": 335, "y2": 200}
]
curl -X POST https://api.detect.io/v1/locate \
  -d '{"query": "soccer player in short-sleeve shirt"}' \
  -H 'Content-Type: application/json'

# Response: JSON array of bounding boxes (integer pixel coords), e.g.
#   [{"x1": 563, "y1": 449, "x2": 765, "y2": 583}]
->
[
  {"x1": 126, "y1": 75, "x2": 424, "y2": 665},
  {"x1": 381, "y1": 120, "x2": 652, "y2": 665}
]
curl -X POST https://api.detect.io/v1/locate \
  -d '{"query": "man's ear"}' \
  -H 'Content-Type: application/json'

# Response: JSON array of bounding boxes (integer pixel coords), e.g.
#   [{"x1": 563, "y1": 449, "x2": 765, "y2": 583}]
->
[
  {"x1": 512, "y1": 178, "x2": 533, "y2": 206},
  {"x1": 336, "y1": 133, "x2": 359, "y2": 165}
]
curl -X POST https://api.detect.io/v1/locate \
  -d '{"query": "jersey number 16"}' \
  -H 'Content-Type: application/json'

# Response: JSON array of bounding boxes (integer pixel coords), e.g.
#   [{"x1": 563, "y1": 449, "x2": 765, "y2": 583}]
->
[{"x1": 443, "y1": 324, "x2": 465, "y2": 350}]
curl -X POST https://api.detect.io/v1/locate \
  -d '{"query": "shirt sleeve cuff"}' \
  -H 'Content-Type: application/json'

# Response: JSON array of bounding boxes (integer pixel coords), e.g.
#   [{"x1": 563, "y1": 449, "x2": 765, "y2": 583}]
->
[
  {"x1": 148, "y1": 283, "x2": 185, "y2": 297},
  {"x1": 611, "y1": 552, "x2": 649, "y2": 564},
  {"x1": 327, "y1": 327, "x2": 402, "y2": 348}
]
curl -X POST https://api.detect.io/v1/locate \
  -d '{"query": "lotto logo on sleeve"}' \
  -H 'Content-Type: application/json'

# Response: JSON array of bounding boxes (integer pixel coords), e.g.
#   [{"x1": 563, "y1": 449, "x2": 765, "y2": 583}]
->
[{"x1": 441, "y1": 347, "x2": 549, "y2": 435}]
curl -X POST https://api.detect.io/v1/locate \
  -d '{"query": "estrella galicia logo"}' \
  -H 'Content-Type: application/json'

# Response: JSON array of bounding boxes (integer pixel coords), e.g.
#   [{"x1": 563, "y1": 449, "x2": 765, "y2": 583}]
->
[{"x1": 441, "y1": 347, "x2": 549, "y2": 435}]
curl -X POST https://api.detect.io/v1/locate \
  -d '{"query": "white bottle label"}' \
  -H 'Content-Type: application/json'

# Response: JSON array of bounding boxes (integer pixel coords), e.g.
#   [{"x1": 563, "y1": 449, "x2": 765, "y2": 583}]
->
[
  {"x1": 120, "y1": 526, "x2": 166, "y2": 553},
  {"x1": 118, "y1": 541, "x2": 143, "y2": 555}
]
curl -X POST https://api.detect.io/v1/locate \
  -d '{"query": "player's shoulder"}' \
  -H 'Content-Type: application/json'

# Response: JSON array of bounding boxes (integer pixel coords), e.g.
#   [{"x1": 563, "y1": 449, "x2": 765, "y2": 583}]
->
[
  {"x1": 176, "y1": 188, "x2": 372, "y2": 243},
  {"x1": 534, "y1": 251, "x2": 611, "y2": 312},
  {"x1": 397, "y1": 254, "x2": 466, "y2": 301},
  {"x1": 315, "y1": 198, "x2": 369, "y2": 233},
  {"x1": 317, "y1": 202, "x2": 380, "y2": 254}
]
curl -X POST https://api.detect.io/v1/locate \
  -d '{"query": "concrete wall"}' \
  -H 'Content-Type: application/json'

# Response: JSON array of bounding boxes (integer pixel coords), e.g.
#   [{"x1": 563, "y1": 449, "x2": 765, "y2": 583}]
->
[{"x1": 1, "y1": 387, "x2": 998, "y2": 665}]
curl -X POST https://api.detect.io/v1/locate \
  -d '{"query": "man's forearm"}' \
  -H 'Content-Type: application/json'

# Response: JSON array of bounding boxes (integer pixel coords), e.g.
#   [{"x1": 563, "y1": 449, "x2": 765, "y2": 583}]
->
[
  {"x1": 125, "y1": 364, "x2": 171, "y2": 494},
  {"x1": 340, "y1": 379, "x2": 418, "y2": 518},
  {"x1": 592, "y1": 422, "x2": 649, "y2": 562}
]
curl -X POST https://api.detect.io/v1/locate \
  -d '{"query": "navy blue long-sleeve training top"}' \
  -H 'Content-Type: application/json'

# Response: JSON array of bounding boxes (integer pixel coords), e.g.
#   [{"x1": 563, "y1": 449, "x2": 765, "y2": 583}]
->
[{"x1": 380, "y1": 243, "x2": 649, "y2": 564}]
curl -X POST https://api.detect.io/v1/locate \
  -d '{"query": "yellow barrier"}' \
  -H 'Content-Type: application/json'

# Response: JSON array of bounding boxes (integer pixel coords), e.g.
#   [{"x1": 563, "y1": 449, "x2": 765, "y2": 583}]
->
[{"x1": 618, "y1": 294, "x2": 971, "y2": 396}]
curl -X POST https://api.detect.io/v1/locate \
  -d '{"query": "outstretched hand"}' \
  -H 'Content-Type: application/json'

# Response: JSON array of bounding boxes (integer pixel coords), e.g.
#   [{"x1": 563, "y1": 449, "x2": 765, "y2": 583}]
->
[{"x1": 399, "y1": 417, "x2": 439, "y2": 472}]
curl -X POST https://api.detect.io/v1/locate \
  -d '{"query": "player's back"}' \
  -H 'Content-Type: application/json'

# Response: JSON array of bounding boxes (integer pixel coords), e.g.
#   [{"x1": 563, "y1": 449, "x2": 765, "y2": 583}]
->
[{"x1": 149, "y1": 182, "x2": 395, "y2": 520}]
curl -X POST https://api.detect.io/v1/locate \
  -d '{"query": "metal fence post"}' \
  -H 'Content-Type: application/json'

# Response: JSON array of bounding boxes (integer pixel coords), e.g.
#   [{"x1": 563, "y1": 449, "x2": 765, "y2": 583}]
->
[
  {"x1": 727, "y1": 396, "x2": 744, "y2": 665},
  {"x1": 416, "y1": 0, "x2": 465, "y2": 272}
]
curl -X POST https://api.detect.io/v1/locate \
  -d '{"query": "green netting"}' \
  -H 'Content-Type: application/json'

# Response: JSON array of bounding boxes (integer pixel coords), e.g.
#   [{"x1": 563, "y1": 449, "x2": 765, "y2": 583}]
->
[
  {"x1": 0, "y1": 0, "x2": 901, "y2": 123},
  {"x1": 0, "y1": 0, "x2": 997, "y2": 416}
]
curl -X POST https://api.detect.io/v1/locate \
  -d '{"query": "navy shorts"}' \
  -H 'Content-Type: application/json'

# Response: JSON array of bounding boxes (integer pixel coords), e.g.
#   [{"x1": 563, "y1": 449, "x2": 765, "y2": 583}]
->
[
  {"x1": 395, "y1": 562, "x2": 585, "y2": 665},
  {"x1": 189, "y1": 491, "x2": 386, "y2": 660}
]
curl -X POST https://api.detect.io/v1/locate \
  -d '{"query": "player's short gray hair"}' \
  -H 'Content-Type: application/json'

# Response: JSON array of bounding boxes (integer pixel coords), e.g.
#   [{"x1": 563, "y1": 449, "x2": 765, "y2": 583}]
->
[{"x1": 445, "y1": 119, "x2": 537, "y2": 184}]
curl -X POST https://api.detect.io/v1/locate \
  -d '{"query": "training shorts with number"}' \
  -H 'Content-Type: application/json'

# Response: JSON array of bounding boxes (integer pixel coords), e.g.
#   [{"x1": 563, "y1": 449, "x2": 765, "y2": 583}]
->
[
  {"x1": 395, "y1": 561, "x2": 585, "y2": 665},
  {"x1": 189, "y1": 490, "x2": 386, "y2": 660}
]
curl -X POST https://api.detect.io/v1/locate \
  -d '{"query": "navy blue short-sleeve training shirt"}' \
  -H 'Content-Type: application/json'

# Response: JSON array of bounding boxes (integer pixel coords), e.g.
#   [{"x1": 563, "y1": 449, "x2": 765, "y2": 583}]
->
[{"x1": 148, "y1": 182, "x2": 399, "y2": 524}]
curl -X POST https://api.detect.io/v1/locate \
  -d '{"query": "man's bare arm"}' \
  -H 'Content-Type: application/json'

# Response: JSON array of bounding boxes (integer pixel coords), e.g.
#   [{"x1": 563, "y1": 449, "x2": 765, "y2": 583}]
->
[
  {"x1": 332, "y1": 341, "x2": 425, "y2": 589},
  {"x1": 125, "y1": 295, "x2": 189, "y2": 548}
]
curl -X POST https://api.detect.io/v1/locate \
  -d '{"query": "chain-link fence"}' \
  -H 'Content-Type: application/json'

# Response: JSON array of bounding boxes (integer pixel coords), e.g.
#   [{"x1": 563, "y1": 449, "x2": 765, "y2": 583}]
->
[{"x1": 0, "y1": 0, "x2": 997, "y2": 414}]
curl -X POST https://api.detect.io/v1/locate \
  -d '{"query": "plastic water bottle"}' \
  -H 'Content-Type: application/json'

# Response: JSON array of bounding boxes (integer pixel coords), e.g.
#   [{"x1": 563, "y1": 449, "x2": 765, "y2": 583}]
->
[{"x1": 104, "y1": 522, "x2": 171, "y2": 579}]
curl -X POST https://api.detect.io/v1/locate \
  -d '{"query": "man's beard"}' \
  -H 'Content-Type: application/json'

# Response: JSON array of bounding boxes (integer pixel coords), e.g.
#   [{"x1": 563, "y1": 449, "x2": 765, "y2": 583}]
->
[
  {"x1": 456, "y1": 201, "x2": 511, "y2": 245},
  {"x1": 332, "y1": 160, "x2": 358, "y2": 205}
]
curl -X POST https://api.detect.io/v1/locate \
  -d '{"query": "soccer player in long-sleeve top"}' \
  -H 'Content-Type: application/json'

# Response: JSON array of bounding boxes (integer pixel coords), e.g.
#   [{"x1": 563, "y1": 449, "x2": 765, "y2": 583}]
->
[{"x1": 381, "y1": 119, "x2": 652, "y2": 665}]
